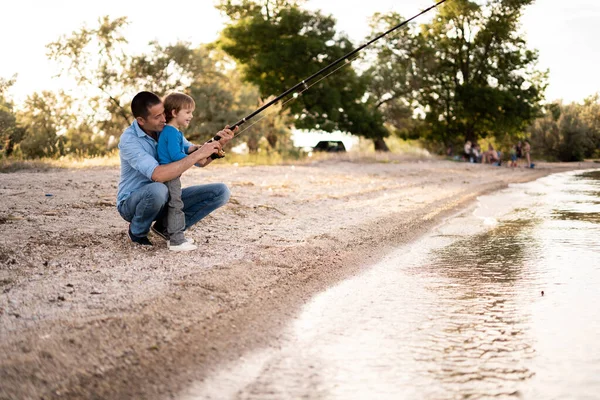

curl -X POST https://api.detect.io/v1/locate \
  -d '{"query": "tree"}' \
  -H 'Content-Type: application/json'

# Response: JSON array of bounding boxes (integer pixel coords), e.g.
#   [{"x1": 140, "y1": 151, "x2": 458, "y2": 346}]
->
[
  {"x1": 530, "y1": 96, "x2": 600, "y2": 161},
  {"x1": 47, "y1": 16, "x2": 133, "y2": 129},
  {"x1": 0, "y1": 77, "x2": 24, "y2": 157},
  {"x1": 16, "y1": 92, "x2": 71, "y2": 158},
  {"x1": 363, "y1": 12, "x2": 423, "y2": 139},
  {"x1": 217, "y1": 0, "x2": 389, "y2": 150},
  {"x1": 412, "y1": 0, "x2": 547, "y2": 145}
]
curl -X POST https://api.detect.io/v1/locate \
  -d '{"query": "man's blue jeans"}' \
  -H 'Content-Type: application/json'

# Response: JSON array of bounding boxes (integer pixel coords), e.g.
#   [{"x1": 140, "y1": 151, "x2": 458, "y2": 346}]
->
[{"x1": 117, "y1": 182, "x2": 231, "y2": 238}]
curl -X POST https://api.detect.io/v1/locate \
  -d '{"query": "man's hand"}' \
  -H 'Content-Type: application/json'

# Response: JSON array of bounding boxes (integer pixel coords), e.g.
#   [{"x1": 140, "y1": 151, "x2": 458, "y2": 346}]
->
[
  {"x1": 187, "y1": 144, "x2": 199, "y2": 154},
  {"x1": 193, "y1": 140, "x2": 222, "y2": 162}
]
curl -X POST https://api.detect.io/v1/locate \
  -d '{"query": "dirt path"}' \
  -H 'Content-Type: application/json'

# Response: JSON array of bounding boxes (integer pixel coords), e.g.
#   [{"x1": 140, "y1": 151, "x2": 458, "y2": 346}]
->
[{"x1": 0, "y1": 158, "x2": 594, "y2": 399}]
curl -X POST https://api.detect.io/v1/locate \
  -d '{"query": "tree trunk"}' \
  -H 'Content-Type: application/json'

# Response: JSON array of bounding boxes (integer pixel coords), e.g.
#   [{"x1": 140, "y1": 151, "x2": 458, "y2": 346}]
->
[
  {"x1": 373, "y1": 138, "x2": 390, "y2": 152},
  {"x1": 266, "y1": 133, "x2": 277, "y2": 149},
  {"x1": 247, "y1": 137, "x2": 259, "y2": 153},
  {"x1": 465, "y1": 125, "x2": 476, "y2": 144}
]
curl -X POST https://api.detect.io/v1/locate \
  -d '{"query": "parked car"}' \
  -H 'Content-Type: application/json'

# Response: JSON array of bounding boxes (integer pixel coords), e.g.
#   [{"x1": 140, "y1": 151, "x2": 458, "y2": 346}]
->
[{"x1": 313, "y1": 141, "x2": 346, "y2": 153}]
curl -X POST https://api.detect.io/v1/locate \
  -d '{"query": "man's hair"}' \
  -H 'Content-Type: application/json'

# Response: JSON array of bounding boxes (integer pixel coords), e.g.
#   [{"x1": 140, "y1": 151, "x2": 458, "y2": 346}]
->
[
  {"x1": 163, "y1": 92, "x2": 195, "y2": 123},
  {"x1": 131, "y1": 91, "x2": 162, "y2": 119}
]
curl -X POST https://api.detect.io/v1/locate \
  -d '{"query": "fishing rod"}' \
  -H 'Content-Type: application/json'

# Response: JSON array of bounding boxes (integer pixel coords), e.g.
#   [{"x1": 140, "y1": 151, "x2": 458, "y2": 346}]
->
[{"x1": 209, "y1": 0, "x2": 450, "y2": 159}]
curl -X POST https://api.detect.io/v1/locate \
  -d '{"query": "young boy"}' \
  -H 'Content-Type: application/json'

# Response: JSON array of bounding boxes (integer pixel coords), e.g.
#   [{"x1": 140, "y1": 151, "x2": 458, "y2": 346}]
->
[{"x1": 157, "y1": 92, "x2": 200, "y2": 251}]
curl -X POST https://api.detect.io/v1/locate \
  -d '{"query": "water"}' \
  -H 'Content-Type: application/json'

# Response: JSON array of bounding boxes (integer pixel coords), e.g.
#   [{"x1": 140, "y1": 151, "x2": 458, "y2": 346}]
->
[{"x1": 182, "y1": 170, "x2": 600, "y2": 400}]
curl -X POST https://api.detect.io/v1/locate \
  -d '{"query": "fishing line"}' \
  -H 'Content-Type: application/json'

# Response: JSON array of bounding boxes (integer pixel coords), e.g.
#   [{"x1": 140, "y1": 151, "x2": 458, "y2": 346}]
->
[{"x1": 232, "y1": 54, "x2": 362, "y2": 140}]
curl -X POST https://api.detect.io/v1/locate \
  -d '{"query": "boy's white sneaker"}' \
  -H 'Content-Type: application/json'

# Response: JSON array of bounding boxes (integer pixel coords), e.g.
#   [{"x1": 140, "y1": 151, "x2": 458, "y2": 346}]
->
[
  {"x1": 167, "y1": 240, "x2": 197, "y2": 252},
  {"x1": 166, "y1": 237, "x2": 194, "y2": 245}
]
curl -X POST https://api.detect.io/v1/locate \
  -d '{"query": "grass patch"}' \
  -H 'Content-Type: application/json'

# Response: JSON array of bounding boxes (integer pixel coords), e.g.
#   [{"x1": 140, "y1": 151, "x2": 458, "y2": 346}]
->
[{"x1": 0, "y1": 152, "x2": 120, "y2": 173}]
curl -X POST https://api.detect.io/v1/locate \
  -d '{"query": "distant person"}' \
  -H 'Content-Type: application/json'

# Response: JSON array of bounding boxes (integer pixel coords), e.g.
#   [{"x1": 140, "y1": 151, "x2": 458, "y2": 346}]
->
[
  {"x1": 116, "y1": 91, "x2": 236, "y2": 247},
  {"x1": 472, "y1": 143, "x2": 482, "y2": 163},
  {"x1": 483, "y1": 144, "x2": 500, "y2": 165},
  {"x1": 524, "y1": 140, "x2": 533, "y2": 168},
  {"x1": 509, "y1": 144, "x2": 518, "y2": 167},
  {"x1": 463, "y1": 140, "x2": 472, "y2": 161},
  {"x1": 516, "y1": 141, "x2": 523, "y2": 166}
]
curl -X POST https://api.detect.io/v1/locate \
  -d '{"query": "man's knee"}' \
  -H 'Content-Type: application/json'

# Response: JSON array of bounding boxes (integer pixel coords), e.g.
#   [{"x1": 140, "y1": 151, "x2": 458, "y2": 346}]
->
[
  {"x1": 217, "y1": 183, "x2": 231, "y2": 205},
  {"x1": 146, "y1": 182, "x2": 169, "y2": 209}
]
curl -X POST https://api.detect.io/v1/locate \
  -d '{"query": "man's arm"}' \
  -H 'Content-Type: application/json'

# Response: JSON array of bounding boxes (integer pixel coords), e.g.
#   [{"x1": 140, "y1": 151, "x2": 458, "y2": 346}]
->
[{"x1": 151, "y1": 140, "x2": 222, "y2": 182}]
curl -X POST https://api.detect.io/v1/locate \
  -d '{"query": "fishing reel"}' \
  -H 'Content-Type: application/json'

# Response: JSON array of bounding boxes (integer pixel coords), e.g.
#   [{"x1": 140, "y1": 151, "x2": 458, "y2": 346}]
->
[{"x1": 208, "y1": 135, "x2": 226, "y2": 160}]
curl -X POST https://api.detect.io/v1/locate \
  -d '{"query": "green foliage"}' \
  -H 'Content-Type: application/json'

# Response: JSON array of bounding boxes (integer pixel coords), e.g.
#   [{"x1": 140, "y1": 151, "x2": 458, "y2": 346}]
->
[
  {"x1": 363, "y1": 12, "x2": 421, "y2": 139},
  {"x1": 15, "y1": 90, "x2": 113, "y2": 159},
  {"x1": 47, "y1": 15, "x2": 134, "y2": 142},
  {"x1": 16, "y1": 92, "x2": 68, "y2": 158},
  {"x1": 421, "y1": 0, "x2": 546, "y2": 144},
  {"x1": 47, "y1": 16, "x2": 133, "y2": 128},
  {"x1": 0, "y1": 77, "x2": 24, "y2": 157},
  {"x1": 530, "y1": 96, "x2": 600, "y2": 161},
  {"x1": 241, "y1": 96, "x2": 293, "y2": 153},
  {"x1": 217, "y1": 0, "x2": 388, "y2": 147}
]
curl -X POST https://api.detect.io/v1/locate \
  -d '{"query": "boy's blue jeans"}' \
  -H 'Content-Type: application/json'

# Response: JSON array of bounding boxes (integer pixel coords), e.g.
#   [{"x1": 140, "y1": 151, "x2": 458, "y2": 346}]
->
[{"x1": 117, "y1": 182, "x2": 231, "y2": 238}]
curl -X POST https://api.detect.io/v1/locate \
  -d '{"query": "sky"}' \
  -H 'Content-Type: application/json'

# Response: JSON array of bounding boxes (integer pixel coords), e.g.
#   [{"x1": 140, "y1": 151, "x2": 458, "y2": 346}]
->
[{"x1": 1, "y1": 0, "x2": 600, "y2": 106}]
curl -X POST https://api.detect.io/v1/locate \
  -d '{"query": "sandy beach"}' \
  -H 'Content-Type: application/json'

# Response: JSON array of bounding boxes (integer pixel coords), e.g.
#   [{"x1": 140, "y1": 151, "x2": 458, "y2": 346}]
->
[{"x1": 0, "y1": 156, "x2": 595, "y2": 399}]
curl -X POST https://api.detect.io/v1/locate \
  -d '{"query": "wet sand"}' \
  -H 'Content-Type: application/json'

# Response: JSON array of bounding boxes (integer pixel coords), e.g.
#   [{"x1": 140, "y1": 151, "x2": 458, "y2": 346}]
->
[{"x1": 0, "y1": 157, "x2": 595, "y2": 399}]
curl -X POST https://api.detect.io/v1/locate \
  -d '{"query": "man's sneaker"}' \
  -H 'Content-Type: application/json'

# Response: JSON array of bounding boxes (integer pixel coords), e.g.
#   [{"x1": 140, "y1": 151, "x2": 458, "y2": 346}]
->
[
  {"x1": 151, "y1": 223, "x2": 169, "y2": 240},
  {"x1": 128, "y1": 227, "x2": 152, "y2": 246},
  {"x1": 167, "y1": 240, "x2": 197, "y2": 252}
]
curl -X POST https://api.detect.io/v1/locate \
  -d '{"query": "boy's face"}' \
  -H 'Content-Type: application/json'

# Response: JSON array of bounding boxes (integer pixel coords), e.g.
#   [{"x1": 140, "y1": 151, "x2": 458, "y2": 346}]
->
[
  {"x1": 138, "y1": 103, "x2": 166, "y2": 133},
  {"x1": 174, "y1": 107, "x2": 194, "y2": 128}
]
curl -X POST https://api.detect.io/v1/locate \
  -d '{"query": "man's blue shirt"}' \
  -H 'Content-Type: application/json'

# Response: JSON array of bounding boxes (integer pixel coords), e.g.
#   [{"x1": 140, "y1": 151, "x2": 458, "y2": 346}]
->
[
  {"x1": 157, "y1": 125, "x2": 189, "y2": 165},
  {"x1": 117, "y1": 121, "x2": 191, "y2": 204}
]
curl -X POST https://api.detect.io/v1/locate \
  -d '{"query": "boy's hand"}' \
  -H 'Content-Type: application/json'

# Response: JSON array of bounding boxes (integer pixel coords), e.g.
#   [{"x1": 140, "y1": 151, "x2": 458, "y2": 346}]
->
[
  {"x1": 215, "y1": 125, "x2": 237, "y2": 145},
  {"x1": 187, "y1": 144, "x2": 199, "y2": 154}
]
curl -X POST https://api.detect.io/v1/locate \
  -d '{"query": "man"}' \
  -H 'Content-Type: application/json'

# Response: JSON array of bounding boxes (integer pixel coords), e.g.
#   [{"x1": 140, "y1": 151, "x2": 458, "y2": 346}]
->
[{"x1": 116, "y1": 91, "x2": 236, "y2": 245}]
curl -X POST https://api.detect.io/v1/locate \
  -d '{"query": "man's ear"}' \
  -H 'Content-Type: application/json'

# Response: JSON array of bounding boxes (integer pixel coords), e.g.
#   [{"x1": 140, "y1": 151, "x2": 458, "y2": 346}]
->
[{"x1": 136, "y1": 116, "x2": 146, "y2": 127}]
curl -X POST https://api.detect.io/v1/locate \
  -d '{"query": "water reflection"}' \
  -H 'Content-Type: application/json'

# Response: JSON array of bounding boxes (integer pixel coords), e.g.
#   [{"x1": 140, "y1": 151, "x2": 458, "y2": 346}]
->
[
  {"x1": 420, "y1": 219, "x2": 539, "y2": 397},
  {"x1": 577, "y1": 170, "x2": 600, "y2": 181},
  {"x1": 552, "y1": 210, "x2": 600, "y2": 224}
]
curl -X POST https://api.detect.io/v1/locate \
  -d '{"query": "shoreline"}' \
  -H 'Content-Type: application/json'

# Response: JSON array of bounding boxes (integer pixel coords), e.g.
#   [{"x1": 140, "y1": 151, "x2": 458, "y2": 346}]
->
[{"x1": 0, "y1": 159, "x2": 595, "y2": 399}]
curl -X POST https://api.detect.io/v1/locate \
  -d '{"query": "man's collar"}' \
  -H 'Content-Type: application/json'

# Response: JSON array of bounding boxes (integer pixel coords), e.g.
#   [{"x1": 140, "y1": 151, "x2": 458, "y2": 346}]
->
[
  {"x1": 132, "y1": 120, "x2": 148, "y2": 138},
  {"x1": 132, "y1": 120, "x2": 159, "y2": 139}
]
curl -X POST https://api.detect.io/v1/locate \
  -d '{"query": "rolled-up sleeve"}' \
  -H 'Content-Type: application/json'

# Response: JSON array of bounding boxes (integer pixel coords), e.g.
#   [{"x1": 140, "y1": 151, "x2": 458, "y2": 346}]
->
[{"x1": 119, "y1": 136, "x2": 159, "y2": 180}]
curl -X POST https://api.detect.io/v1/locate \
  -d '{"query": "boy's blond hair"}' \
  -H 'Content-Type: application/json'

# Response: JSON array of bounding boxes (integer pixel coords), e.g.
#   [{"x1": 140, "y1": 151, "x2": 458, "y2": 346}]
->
[{"x1": 163, "y1": 92, "x2": 195, "y2": 123}]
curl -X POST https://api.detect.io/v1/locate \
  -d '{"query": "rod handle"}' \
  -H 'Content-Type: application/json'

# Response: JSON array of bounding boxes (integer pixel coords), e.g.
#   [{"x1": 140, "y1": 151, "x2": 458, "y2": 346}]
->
[
  {"x1": 208, "y1": 135, "x2": 225, "y2": 160},
  {"x1": 207, "y1": 122, "x2": 243, "y2": 160}
]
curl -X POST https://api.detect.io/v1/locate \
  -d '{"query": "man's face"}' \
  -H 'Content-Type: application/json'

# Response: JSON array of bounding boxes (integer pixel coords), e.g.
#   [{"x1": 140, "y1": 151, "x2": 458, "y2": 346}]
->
[{"x1": 137, "y1": 103, "x2": 166, "y2": 133}]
